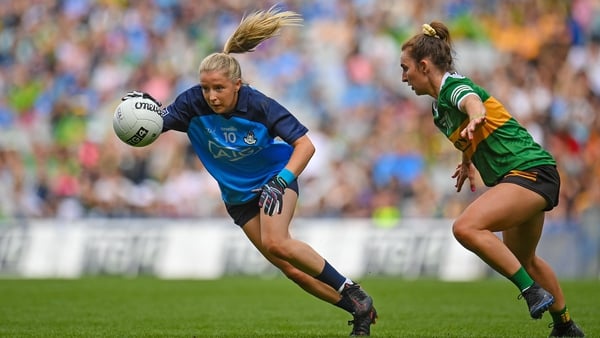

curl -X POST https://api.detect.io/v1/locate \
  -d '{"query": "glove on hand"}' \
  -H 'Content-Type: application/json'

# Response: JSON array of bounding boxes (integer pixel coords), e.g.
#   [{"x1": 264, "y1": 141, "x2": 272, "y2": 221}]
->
[
  {"x1": 121, "y1": 91, "x2": 162, "y2": 107},
  {"x1": 257, "y1": 176, "x2": 288, "y2": 216}
]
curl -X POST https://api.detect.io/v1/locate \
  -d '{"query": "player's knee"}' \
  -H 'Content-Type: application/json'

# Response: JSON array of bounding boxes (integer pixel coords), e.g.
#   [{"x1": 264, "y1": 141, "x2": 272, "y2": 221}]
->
[
  {"x1": 263, "y1": 239, "x2": 291, "y2": 260},
  {"x1": 452, "y1": 219, "x2": 474, "y2": 247}
]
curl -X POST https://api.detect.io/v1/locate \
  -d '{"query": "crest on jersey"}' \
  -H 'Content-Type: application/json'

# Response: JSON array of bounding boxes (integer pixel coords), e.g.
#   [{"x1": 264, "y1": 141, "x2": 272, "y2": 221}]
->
[{"x1": 243, "y1": 131, "x2": 257, "y2": 145}]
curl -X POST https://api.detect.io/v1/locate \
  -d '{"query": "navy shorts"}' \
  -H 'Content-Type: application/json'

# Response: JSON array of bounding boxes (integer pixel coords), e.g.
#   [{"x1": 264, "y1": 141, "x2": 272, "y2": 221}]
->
[
  {"x1": 225, "y1": 180, "x2": 299, "y2": 227},
  {"x1": 498, "y1": 165, "x2": 560, "y2": 211}
]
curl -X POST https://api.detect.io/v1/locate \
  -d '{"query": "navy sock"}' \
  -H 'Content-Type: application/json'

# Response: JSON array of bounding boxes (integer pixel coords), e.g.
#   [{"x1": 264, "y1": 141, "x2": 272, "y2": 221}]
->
[
  {"x1": 315, "y1": 260, "x2": 347, "y2": 291},
  {"x1": 334, "y1": 295, "x2": 355, "y2": 314}
]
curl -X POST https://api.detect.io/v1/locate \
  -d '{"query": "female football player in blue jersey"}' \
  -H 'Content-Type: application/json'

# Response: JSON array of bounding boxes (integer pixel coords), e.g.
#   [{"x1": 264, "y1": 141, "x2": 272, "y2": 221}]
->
[
  {"x1": 400, "y1": 21, "x2": 584, "y2": 337},
  {"x1": 122, "y1": 7, "x2": 376, "y2": 336}
]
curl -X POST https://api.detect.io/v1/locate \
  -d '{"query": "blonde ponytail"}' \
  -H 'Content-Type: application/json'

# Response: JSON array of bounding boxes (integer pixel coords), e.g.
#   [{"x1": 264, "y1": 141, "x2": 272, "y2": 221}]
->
[
  {"x1": 223, "y1": 6, "x2": 303, "y2": 54},
  {"x1": 199, "y1": 6, "x2": 303, "y2": 82}
]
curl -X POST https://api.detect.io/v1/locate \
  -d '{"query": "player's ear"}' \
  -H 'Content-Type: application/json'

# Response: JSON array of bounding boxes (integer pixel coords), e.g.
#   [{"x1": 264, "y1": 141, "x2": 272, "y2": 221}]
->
[
  {"x1": 233, "y1": 78, "x2": 242, "y2": 92},
  {"x1": 418, "y1": 59, "x2": 430, "y2": 74}
]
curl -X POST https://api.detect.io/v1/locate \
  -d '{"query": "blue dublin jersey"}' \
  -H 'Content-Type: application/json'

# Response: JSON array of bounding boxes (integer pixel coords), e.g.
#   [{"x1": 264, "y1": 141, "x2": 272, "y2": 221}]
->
[{"x1": 161, "y1": 84, "x2": 308, "y2": 205}]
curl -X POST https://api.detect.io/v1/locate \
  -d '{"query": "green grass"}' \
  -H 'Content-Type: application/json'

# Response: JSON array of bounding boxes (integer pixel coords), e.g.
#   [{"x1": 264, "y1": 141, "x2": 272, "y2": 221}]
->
[{"x1": 0, "y1": 276, "x2": 597, "y2": 337}]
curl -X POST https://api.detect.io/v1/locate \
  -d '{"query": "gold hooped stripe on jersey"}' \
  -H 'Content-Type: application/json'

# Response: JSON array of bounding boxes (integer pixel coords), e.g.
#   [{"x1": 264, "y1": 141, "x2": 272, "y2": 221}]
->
[{"x1": 447, "y1": 96, "x2": 512, "y2": 158}]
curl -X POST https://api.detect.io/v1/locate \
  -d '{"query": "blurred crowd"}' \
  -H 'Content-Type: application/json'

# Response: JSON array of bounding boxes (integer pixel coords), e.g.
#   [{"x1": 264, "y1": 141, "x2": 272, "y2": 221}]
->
[{"x1": 1, "y1": 0, "x2": 599, "y2": 230}]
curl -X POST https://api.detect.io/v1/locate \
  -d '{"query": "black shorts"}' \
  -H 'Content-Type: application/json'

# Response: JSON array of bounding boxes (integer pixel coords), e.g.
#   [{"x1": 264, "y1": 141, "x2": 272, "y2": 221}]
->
[
  {"x1": 225, "y1": 180, "x2": 299, "y2": 227},
  {"x1": 498, "y1": 165, "x2": 560, "y2": 211}
]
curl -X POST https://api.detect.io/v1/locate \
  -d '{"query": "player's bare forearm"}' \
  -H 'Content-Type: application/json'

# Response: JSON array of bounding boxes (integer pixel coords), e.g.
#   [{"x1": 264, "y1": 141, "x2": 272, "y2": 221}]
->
[{"x1": 286, "y1": 134, "x2": 315, "y2": 177}]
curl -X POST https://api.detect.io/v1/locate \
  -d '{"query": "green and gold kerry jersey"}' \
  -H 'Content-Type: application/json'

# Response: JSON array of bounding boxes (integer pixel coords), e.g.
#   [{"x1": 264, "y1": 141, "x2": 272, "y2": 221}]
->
[{"x1": 433, "y1": 73, "x2": 555, "y2": 186}]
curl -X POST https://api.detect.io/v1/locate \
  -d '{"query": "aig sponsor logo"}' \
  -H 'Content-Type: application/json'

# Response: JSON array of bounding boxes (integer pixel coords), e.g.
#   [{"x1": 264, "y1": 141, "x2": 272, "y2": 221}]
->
[
  {"x1": 126, "y1": 127, "x2": 149, "y2": 146},
  {"x1": 207, "y1": 140, "x2": 262, "y2": 161}
]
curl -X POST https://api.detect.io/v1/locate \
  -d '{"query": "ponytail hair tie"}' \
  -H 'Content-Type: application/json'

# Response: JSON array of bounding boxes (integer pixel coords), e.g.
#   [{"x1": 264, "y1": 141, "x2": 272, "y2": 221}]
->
[{"x1": 422, "y1": 24, "x2": 439, "y2": 38}]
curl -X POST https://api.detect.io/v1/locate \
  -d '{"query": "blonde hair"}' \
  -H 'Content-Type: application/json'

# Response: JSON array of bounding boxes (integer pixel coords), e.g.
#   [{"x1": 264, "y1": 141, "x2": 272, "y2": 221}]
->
[{"x1": 199, "y1": 6, "x2": 303, "y2": 81}]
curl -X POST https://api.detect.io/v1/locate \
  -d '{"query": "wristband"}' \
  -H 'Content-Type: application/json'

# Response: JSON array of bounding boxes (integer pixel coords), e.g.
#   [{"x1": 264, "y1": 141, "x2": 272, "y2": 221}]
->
[{"x1": 277, "y1": 168, "x2": 296, "y2": 186}]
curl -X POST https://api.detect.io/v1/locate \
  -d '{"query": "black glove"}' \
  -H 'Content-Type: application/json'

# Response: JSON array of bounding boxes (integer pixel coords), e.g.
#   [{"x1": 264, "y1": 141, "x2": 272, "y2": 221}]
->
[
  {"x1": 257, "y1": 176, "x2": 288, "y2": 216},
  {"x1": 121, "y1": 91, "x2": 162, "y2": 107}
]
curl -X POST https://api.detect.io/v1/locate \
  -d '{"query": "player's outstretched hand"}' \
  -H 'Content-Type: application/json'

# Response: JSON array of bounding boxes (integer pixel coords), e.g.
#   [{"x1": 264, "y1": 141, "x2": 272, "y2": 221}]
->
[
  {"x1": 459, "y1": 114, "x2": 486, "y2": 140},
  {"x1": 121, "y1": 91, "x2": 162, "y2": 107},
  {"x1": 256, "y1": 177, "x2": 287, "y2": 216},
  {"x1": 452, "y1": 161, "x2": 477, "y2": 193}
]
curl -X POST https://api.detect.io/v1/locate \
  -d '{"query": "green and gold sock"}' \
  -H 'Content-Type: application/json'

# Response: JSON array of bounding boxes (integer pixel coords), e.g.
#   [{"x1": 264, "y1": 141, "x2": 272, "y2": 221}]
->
[
  {"x1": 550, "y1": 306, "x2": 571, "y2": 325},
  {"x1": 509, "y1": 267, "x2": 535, "y2": 292}
]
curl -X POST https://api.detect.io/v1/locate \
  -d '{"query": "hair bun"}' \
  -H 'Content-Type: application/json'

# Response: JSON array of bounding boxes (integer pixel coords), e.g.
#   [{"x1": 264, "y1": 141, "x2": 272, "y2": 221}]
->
[{"x1": 422, "y1": 24, "x2": 439, "y2": 38}]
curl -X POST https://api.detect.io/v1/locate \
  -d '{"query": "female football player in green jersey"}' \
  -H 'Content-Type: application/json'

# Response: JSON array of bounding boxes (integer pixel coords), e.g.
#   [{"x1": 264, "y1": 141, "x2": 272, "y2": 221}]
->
[{"x1": 400, "y1": 22, "x2": 584, "y2": 337}]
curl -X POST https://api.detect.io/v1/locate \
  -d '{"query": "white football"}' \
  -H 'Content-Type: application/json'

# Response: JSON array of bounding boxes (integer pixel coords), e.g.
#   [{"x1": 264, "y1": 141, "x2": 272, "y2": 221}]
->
[{"x1": 113, "y1": 97, "x2": 163, "y2": 147}]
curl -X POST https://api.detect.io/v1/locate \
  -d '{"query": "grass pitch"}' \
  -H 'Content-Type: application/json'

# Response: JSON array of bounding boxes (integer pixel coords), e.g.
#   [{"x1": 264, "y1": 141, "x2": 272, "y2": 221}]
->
[{"x1": 0, "y1": 276, "x2": 597, "y2": 337}]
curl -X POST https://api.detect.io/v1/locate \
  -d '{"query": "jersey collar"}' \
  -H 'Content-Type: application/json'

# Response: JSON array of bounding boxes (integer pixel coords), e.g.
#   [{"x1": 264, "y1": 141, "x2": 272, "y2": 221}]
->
[
  {"x1": 440, "y1": 72, "x2": 451, "y2": 90},
  {"x1": 235, "y1": 85, "x2": 250, "y2": 113}
]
